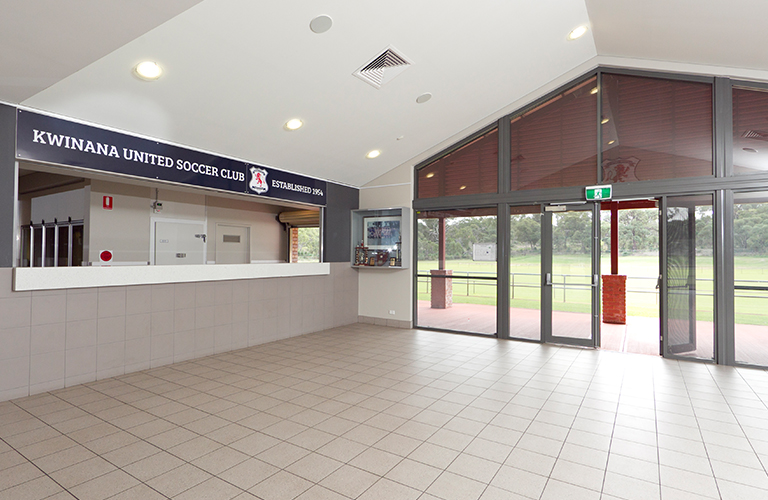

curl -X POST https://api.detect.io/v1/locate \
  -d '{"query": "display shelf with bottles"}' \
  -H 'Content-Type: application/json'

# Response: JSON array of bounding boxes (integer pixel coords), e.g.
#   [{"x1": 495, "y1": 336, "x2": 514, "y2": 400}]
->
[{"x1": 350, "y1": 207, "x2": 410, "y2": 269}]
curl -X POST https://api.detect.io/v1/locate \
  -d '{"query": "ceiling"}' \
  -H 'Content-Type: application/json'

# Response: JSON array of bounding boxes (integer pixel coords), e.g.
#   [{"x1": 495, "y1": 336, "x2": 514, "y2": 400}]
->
[{"x1": 3, "y1": 0, "x2": 768, "y2": 188}]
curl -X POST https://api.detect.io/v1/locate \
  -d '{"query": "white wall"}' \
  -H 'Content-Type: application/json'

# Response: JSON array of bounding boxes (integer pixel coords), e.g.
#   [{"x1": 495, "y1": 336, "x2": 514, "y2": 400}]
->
[
  {"x1": 357, "y1": 163, "x2": 413, "y2": 326},
  {"x1": 30, "y1": 188, "x2": 86, "y2": 223},
  {"x1": 84, "y1": 182, "x2": 289, "y2": 265},
  {"x1": 89, "y1": 180, "x2": 151, "y2": 264},
  {"x1": 205, "y1": 196, "x2": 285, "y2": 263}
]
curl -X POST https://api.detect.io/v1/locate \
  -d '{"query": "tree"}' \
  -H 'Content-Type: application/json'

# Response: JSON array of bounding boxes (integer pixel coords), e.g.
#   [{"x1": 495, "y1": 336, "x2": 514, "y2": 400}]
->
[{"x1": 514, "y1": 216, "x2": 540, "y2": 250}]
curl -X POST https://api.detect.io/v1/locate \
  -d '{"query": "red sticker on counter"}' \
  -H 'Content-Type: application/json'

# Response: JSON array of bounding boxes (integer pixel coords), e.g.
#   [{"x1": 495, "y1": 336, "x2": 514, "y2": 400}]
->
[{"x1": 99, "y1": 250, "x2": 113, "y2": 262}]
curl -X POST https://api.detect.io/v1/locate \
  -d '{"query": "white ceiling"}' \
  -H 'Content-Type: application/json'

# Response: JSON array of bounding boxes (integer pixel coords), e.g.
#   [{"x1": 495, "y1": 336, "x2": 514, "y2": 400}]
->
[{"x1": 4, "y1": 0, "x2": 768, "y2": 188}]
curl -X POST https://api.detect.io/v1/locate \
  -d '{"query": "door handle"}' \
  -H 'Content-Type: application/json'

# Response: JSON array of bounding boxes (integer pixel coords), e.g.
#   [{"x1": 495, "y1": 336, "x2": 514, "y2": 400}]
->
[
  {"x1": 656, "y1": 274, "x2": 662, "y2": 289},
  {"x1": 545, "y1": 272, "x2": 552, "y2": 286}
]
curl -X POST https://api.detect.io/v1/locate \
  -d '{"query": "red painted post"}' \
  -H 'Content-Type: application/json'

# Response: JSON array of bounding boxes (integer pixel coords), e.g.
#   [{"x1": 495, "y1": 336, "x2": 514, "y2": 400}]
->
[
  {"x1": 438, "y1": 217, "x2": 446, "y2": 271},
  {"x1": 611, "y1": 202, "x2": 619, "y2": 275}
]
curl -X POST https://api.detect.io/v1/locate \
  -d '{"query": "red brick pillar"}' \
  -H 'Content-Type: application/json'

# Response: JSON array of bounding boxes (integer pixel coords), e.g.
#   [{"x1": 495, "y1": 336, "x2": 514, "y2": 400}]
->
[
  {"x1": 602, "y1": 275, "x2": 626, "y2": 324},
  {"x1": 290, "y1": 227, "x2": 299, "y2": 263},
  {"x1": 431, "y1": 269, "x2": 453, "y2": 309}
]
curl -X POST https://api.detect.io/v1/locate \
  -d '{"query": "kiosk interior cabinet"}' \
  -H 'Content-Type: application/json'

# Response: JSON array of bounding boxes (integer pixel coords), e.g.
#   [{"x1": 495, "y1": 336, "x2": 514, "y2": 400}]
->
[{"x1": 351, "y1": 207, "x2": 410, "y2": 269}]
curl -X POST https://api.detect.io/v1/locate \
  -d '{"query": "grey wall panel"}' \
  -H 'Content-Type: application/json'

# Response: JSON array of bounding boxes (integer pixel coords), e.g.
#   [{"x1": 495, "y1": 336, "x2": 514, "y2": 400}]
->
[
  {"x1": 0, "y1": 104, "x2": 16, "y2": 268},
  {"x1": 324, "y1": 183, "x2": 358, "y2": 262}
]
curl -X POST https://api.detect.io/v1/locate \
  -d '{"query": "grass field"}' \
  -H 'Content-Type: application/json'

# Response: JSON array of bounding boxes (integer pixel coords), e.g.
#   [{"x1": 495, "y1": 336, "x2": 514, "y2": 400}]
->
[{"x1": 417, "y1": 254, "x2": 768, "y2": 326}]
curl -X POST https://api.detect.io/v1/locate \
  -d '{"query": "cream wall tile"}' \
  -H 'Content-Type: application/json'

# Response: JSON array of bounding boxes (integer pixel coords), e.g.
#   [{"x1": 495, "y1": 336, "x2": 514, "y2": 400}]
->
[
  {"x1": 151, "y1": 333, "x2": 173, "y2": 361},
  {"x1": 97, "y1": 289, "x2": 126, "y2": 319},
  {"x1": 232, "y1": 280, "x2": 249, "y2": 304},
  {"x1": 151, "y1": 311, "x2": 174, "y2": 336},
  {"x1": 0, "y1": 296, "x2": 32, "y2": 328},
  {"x1": 214, "y1": 324, "x2": 232, "y2": 353},
  {"x1": 174, "y1": 309, "x2": 195, "y2": 333},
  {"x1": 194, "y1": 327, "x2": 215, "y2": 355},
  {"x1": 150, "y1": 285, "x2": 175, "y2": 312},
  {"x1": 0, "y1": 327, "x2": 30, "y2": 360},
  {"x1": 232, "y1": 322, "x2": 248, "y2": 350},
  {"x1": 66, "y1": 347, "x2": 97, "y2": 380},
  {"x1": 0, "y1": 356, "x2": 29, "y2": 393},
  {"x1": 66, "y1": 292, "x2": 97, "y2": 321},
  {"x1": 97, "y1": 342, "x2": 125, "y2": 375},
  {"x1": 97, "y1": 316, "x2": 126, "y2": 345},
  {"x1": 125, "y1": 314, "x2": 150, "y2": 340},
  {"x1": 173, "y1": 284, "x2": 196, "y2": 310},
  {"x1": 31, "y1": 323, "x2": 66, "y2": 355},
  {"x1": 124, "y1": 338, "x2": 150, "y2": 372},
  {"x1": 214, "y1": 303, "x2": 232, "y2": 327},
  {"x1": 195, "y1": 282, "x2": 215, "y2": 307},
  {"x1": 126, "y1": 286, "x2": 152, "y2": 315},
  {"x1": 231, "y1": 303, "x2": 248, "y2": 324},
  {"x1": 66, "y1": 319, "x2": 97, "y2": 350},
  {"x1": 214, "y1": 282, "x2": 233, "y2": 305},
  {"x1": 173, "y1": 331, "x2": 195, "y2": 360},
  {"x1": 30, "y1": 351, "x2": 65, "y2": 386},
  {"x1": 195, "y1": 306, "x2": 215, "y2": 328},
  {"x1": 31, "y1": 293, "x2": 66, "y2": 326}
]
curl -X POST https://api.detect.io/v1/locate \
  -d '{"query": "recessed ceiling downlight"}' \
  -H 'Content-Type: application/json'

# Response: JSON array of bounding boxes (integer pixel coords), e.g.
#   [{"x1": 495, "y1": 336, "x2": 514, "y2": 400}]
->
[
  {"x1": 284, "y1": 118, "x2": 303, "y2": 131},
  {"x1": 416, "y1": 93, "x2": 432, "y2": 104},
  {"x1": 134, "y1": 61, "x2": 162, "y2": 80},
  {"x1": 310, "y1": 15, "x2": 333, "y2": 34},
  {"x1": 366, "y1": 150, "x2": 381, "y2": 159},
  {"x1": 744, "y1": 147, "x2": 759, "y2": 153},
  {"x1": 425, "y1": 172, "x2": 435, "y2": 178},
  {"x1": 567, "y1": 25, "x2": 588, "y2": 40}
]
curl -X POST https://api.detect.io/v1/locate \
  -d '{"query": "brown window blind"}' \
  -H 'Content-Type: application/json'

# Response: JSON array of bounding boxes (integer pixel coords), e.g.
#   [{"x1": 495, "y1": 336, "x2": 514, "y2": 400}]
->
[
  {"x1": 510, "y1": 77, "x2": 598, "y2": 191},
  {"x1": 733, "y1": 87, "x2": 768, "y2": 176},
  {"x1": 417, "y1": 128, "x2": 498, "y2": 199},
  {"x1": 601, "y1": 74, "x2": 713, "y2": 182}
]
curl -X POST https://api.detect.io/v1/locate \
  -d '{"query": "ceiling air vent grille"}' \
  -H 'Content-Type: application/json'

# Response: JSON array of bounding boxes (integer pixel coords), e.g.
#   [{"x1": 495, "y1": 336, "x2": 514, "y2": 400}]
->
[
  {"x1": 742, "y1": 130, "x2": 768, "y2": 141},
  {"x1": 353, "y1": 46, "x2": 412, "y2": 89}
]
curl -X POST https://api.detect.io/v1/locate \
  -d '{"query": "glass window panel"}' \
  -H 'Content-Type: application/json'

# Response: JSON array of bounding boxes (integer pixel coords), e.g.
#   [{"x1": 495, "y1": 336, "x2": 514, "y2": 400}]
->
[
  {"x1": 296, "y1": 227, "x2": 320, "y2": 262},
  {"x1": 665, "y1": 194, "x2": 714, "y2": 360},
  {"x1": 733, "y1": 87, "x2": 768, "y2": 176},
  {"x1": 72, "y1": 224, "x2": 84, "y2": 266},
  {"x1": 44, "y1": 226, "x2": 55, "y2": 267},
  {"x1": 416, "y1": 208, "x2": 497, "y2": 335},
  {"x1": 510, "y1": 77, "x2": 597, "y2": 191},
  {"x1": 418, "y1": 128, "x2": 498, "y2": 199},
  {"x1": 510, "y1": 206, "x2": 540, "y2": 340},
  {"x1": 733, "y1": 191, "x2": 768, "y2": 366},
  {"x1": 57, "y1": 226, "x2": 69, "y2": 266},
  {"x1": 601, "y1": 74, "x2": 713, "y2": 182}
]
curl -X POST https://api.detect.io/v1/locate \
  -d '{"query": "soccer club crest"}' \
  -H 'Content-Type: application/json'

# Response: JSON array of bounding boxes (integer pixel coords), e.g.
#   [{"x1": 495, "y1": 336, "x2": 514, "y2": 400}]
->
[
  {"x1": 249, "y1": 167, "x2": 269, "y2": 194},
  {"x1": 602, "y1": 156, "x2": 640, "y2": 183}
]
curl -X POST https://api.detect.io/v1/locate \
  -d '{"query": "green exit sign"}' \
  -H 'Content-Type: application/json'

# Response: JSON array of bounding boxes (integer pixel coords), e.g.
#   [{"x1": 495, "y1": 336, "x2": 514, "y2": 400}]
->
[{"x1": 585, "y1": 185, "x2": 612, "y2": 201}]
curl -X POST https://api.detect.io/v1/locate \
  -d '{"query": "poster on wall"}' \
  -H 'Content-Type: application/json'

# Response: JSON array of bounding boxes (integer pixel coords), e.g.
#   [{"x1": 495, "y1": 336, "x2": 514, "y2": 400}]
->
[
  {"x1": 363, "y1": 216, "x2": 400, "y2": 249},
  {"x1": 15, "y1": 109, "x2": 327, "y2": 206}
]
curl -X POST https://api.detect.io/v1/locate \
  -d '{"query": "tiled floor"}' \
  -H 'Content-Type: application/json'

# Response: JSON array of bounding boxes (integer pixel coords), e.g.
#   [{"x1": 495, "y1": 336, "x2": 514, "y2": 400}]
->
[{"x1": 2, "y1": 324, "x2": 768, "y2": 500}]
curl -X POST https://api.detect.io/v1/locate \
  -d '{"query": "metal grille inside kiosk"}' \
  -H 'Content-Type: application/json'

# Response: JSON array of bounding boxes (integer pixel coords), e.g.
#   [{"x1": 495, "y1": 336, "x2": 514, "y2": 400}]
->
[{"x1": 19, "y1": 219, "x2": 84, "y2": 267}]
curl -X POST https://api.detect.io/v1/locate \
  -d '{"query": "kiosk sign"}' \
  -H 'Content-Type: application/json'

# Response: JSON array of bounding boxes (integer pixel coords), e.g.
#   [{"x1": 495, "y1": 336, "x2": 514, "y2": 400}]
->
[{"x1": 585, "y1": 185, "x2": 612, "y2": 201}]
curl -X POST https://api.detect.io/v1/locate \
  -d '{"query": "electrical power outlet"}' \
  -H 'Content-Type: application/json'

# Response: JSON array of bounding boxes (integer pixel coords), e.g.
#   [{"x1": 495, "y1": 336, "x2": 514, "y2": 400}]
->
[{"x1": 389, "y1": 310, "x2": 395, "y2": 315}]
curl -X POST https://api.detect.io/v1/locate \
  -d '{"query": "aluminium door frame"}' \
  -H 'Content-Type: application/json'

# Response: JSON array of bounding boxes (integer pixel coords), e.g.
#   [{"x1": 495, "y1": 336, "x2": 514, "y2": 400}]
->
[{"x1": 541, "y1": 201, "x2": 601, "y2": 348}]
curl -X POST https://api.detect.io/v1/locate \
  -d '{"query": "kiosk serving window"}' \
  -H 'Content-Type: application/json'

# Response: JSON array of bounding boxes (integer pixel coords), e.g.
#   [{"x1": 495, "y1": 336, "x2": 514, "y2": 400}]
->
[{"x1": 16, "y1": 166, "x2": 321, "y2": 268}]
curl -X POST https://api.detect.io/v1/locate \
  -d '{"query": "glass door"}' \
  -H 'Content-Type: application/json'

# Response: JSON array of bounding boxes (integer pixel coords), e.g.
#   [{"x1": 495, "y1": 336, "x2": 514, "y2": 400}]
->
[
  {"x1": 542, "y1": 203, "x2": 600, "y2": 347},
  {"x1": 662, "y1": 195, "x2": 714, "y2": 360}
]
